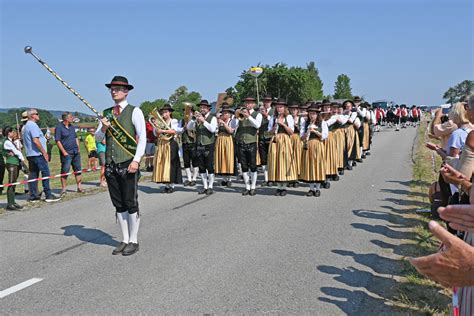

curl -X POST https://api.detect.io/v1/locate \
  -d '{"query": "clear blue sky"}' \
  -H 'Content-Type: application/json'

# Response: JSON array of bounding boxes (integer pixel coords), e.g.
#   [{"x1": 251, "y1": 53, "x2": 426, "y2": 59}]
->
[{"x1": 1, "y1": 0, "x2": 472, "y2": 113}]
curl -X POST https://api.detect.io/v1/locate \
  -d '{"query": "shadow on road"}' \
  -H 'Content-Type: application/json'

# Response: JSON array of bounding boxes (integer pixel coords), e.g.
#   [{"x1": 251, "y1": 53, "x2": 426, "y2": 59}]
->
[{"x1": 61, "y1": 225, "x2": 119, "y2": 248}]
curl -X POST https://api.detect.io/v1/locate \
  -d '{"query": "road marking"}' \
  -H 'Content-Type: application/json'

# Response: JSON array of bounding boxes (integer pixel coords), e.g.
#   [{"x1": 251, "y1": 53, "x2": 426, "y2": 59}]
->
[{"x1": 0, "y1": 278, "x2": 43, "y2": 299}]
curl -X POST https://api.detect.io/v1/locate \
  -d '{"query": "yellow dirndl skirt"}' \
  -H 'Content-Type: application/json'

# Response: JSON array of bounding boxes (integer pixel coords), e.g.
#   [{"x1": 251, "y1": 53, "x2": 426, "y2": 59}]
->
[
  {"x1": 214, "y1": 134, "x2": 234, "y2": 175},
  {"x1": 268, "y1": 133, "x2": 298, "y2": 182},
  {"x1": 299, "y1": 138, "x2": 326, "y2": 182}
]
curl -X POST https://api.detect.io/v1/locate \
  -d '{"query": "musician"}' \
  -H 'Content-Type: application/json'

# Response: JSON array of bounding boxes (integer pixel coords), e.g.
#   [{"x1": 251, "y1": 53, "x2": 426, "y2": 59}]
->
[
  {"x1": 288, "y1": 102, "x2": 303, "y2": 187},
  {"x1": 187, "y1": 100, "x2": 217, "y2": 195},
  {"x1": 215, "y1": 104, "x2": 235, "y2": 187},
  {"x1": 181, "y1": 105, "x2": 199, "y2": 187},
  {"x1": 96, "y1": 76, "x2": 146, "y2": 256},
  {"x1": 232, "y1": 96, "x2": 262, "y2": 196},
  {"x1": 267, "y1": 99, "x2": 297, "y2": 196},
  {"x1": 299, "y1": 104, "x2": 328, "y2": 197},
  {"x1": 343, "y1": 100, "x2": 361, "y2": 170},
  {"x1": 400, "y1": 104, "x2": 409, "y2": 128},
  {"x1": 152, "y1": 104, "x2": 182, "y2": 193},
  {"x1": 322, "y1": 100, "x2": 339, "y2": 184},
  {"x1": 354, "y1": 97, "x2": 370, "y2": 159},
  {"x1": 258, "y1": 95, "x2": 274, "y2": 187},
  {"x1": 334, "y1": 103, "x2": 349, "y2": 176}
]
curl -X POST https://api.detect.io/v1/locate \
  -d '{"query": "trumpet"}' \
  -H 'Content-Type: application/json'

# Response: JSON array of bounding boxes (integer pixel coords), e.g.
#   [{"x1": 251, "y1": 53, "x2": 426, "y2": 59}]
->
[
  {"x1": 234, "y1": 107, "x2": 247, "y2": 121},
  {"x1": 149, "y1": 108, "x2": 173, "y2": 141}
]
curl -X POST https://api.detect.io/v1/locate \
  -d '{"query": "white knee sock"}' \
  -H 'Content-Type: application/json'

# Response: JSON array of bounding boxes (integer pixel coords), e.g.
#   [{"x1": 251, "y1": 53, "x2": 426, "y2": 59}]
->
[
  {"x1": 208, "y1": 174, "x2": 215, "y2": 189},
  {"x1": 277, "y1": 183, "x2": 283, "y2": 189},
  {"x1": 170, "y1": 183, "x2": 175, "y2": 189},
  {"x1": 262, "y1": 165, "x2": 268, "y2": 182},
  {"x1": 117, "y1": 212, "x2": 130, "y2": 243},
  {"x1": 282, "y1": 182, "x2": 287, "y2": 189},
  {"x1": 201, "y1": 173, "x2": 208, "y2": 189},
  {"x1": 237, "y1": 163, "x2": 242, "y2": 176},
  {"x1": 128, "y1": 212, "x2": 140, "y2": 244},
  {"x1": 242, "y1": 172, "x2": 250, "y2": 190},
  {"x1": 192, "y1": 167, "x2": 199, "y2": 181},
  {"x1": 309, "y1": 183, "x2": 315, "y2": 191},
  {"x1": 251, "y1": 171, "x2": 258, "y2": 190},
  {"x1": 315, "y1": 183, "x2": 321, "y2": 190},
  {"x1": 185, "y1": 168, "x2": 192, "y2": 181}
]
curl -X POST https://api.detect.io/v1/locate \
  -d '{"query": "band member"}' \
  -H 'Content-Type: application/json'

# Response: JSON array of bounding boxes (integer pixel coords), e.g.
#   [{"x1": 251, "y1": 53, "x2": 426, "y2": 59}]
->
[
  {"x1": 233, "y1": 97, "x2": 262, "y2": 196},
  {"x1": 354, "y1": 97, "x2": 370, "y2": 159},
  {"x1": 152, "y1": 104, "x2": 183, "y2": 193},
  {"x1": 288, "y1": 102, "x2": 303, "y2": 187},
  {"x1": 96, "y1": 76, "x2": 146, "y2": 256},
  {"x1": 215, "y1": 104, "x2": 235, "y2": 187},
  {"x1": 394, "y1": 104, "x2": 401, "y2": 131},
  {"x1": 299, "y1": 104, "x2": 328, "y2": 197},
  {"x1": 187, "y1": 100, "x2": 217, "y2": 195},
  {"x1": 322, "y1": 100, "x2": 339, "y2": 183},
  {"x1": 258, "y1": 95, "x2": 273, "y2": 187},
  {"x1": 343, "y1": 100, "x2": 361, "y2": 170},
  {"x1": 400, "y1": 104, "x2": 409, "y2": 128},
  {"x1": 267, "y1": 99, "x2": 297, "y2": 196},
  {"x1": 334, "y1": 103, "x2": 349, "y2": 176},
  {"x1": 181, "y1": 106, "x2": 199, "y2": 187}
]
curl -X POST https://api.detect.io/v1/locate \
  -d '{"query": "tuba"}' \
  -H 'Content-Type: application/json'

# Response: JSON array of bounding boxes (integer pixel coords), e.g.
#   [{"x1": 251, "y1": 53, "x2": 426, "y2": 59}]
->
[
  {"x1": 149, "y1": 108, "x2": 173, "y2": 141},
  {"x1": 182, "y1": 102, "x2": 196, "y2": 140}
]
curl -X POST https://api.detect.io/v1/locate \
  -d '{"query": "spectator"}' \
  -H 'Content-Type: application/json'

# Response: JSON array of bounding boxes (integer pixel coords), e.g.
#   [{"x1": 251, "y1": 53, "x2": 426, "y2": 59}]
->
[
  {"x1": 145, "y1": 117, "x2": 157, "y2": 172},
  {"x1": 0, "y1": 128, "x2": 5, "y2": 195},
  {"x1": 22, "y1": 108, "x2": 60, "y2": 202},
  {"x1": 96, "y1": 137, "x2": 107, "y2": 187},
  {"x1": 45, "y1": 127, "x2": 53, "y2": 162},
  {"x1": 3, "y1": 126, "x2": 27, "y2": 210},
  {"x1": 55, "y1": 112, "x2": 84, "y2": 196},
  {"x1": 84, "y1": 128, "x2": 98, "y2": 169}
]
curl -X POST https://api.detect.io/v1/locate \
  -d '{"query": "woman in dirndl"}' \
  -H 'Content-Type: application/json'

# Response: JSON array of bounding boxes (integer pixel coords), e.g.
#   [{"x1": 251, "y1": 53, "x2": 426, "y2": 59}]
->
[
  {"x1": 288, "y1": 102, "x2": 303, "y2": 187},
  {"x1": 152, "y1": 104, "x2": 182, "y2": 193},
  {"x1": 321, "y1": 100, "x2": 338, "y2": 187},
  {"x1": 299, "y1": 104, "x2": 328, "y2": 197},
  {"x1": 214, "y1": 104, "x2": 235, "y2": 187},
  {"x1": 267, "y1": 99, "x2": 297, "y2": 196}
]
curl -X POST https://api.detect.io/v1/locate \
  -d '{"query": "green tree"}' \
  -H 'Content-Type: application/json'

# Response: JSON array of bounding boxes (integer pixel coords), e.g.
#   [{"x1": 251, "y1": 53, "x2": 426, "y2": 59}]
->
[
  {"x1": 168, "y1": 86, "x2": 202, "y2": 120},
  {"x1": 443, "y1": 80, "x2": 474, "y2": 103},
  {"x1": 333, "y1": 74, "x2": 353, "y2": 99},
  {"x1": 139, "y1": 99, "x2": 167, "y2": 118}
]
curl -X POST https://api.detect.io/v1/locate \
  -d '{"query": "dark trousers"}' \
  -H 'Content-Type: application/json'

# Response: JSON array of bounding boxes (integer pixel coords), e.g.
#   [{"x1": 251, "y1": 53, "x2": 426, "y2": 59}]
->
[
  {"x1": 0, "y1": 158, "x2": 4, "y2": 194},
  {"x1": 196, "y1": 144, "x2": 215, "y2": 174},
  {"x1": 6, "y1": 163, "x2": 19, "y2": 205},
  {"x1": 258, "y1": 138, "x2": 270, "y2": 166},
  {"x1": 182, "y1": 143, "x2": 198, "y2": 169},
  {"x1": 27, "y1": 155, "x2": 52, "y2": 199},
  {"x1": 237, "y1": 142, "x2": 257, "y2": 172},
  {"x1": 105, "y1": 159, "x2": 140, "y2": 214}
]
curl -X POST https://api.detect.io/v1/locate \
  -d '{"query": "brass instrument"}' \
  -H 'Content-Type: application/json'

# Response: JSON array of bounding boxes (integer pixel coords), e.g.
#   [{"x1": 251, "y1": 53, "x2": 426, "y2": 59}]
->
[
  {"x1": 149, "y1": 108, "x2": 173, "y2": 141},
  {"x1": 303, "y1": 122, "x2": 317, "y2": 150},
  {"x1": 234, "y1": 107, "x2": 247, "y2": 121},
  {"x1": 183, "y1": 102, "x2": 196, "y2": 140}
]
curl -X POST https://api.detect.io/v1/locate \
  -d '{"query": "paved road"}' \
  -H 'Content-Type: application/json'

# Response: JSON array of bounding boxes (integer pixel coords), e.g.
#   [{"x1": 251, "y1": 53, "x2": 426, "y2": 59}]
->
[{"x1": 0, "y1": 126, "x2": 418, "y2": 314}]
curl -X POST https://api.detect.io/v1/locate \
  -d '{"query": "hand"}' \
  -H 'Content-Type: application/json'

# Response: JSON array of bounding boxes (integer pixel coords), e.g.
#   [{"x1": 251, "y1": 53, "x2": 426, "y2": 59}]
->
[
  {"x1": 197, "y1": 115, "x2": 206, "y2": 124},
  {"x1": 127, "y1": 161, "x2": 139, "y2": 173},
  {"x1": 242, "y1": 109, "x2": 250, "y2": 118},
  {"x1": 277, "y1": 117, "x2": 285, "y2": 125},
  {"x1": 439, "y1": 205, "x2": 474, "y2": 233},
  {"x1": 409, "y1": 221, "x2": 474, "y2": 287},
  {"x1": 7, "y1": 152, "x2": 14, "y2": 157},
  {"x1": 434, "y1": 108, "x2": 442, "y2": 117},
  {"x1": 440, "y1": 164, "x2": 468, "y2": 185},
  {"x1": 43, "y1": 153, "x2": 49, "y2": 161},
  {"x1": 100, "y1": 117, "x2": 111, "y2": 132},
  {"x1": 62, "y1": 152, "x2": 69, "y2": 157},
  {"x1": 425, "y1": 142, "x2": 439, "y2": 151}
]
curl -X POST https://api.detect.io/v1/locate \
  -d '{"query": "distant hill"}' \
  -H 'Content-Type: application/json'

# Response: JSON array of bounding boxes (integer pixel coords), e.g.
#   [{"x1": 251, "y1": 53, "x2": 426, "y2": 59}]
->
[{"x1": 0, "y1": 108, "x2": 94, "y2": 119}]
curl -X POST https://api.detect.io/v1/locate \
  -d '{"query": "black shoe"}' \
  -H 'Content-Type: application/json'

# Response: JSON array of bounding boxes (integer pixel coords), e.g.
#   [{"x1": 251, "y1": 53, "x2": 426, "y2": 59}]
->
[
  {"x1": 352, "y1": 161, "x2": 357, "y2": 167},
  {"x1": 122, "y1": 242, "x2": 139, "y2": 256},
  {"x1": 293, "y1": 182, "x2": 299, "y2": 188},
  {"x1": 268, "y1": 182, "x2": 274, "y2": 187},
  {"x1": 275, "y1": 189, "x2": 282, "y2": 196},
  {"x1": 314, "y1": 190, "x2": 321, "y2": 197},
  {"x1": 361, "y1": 153, "x2": 366, "y2": 159},
  {"x1": 45, "y1": 194, "x2": 61, "y2": 203},
  {"x1": 242, "y1": 189, "x2": 250, "y2": 196},
  {"x1": 5, "y1": 204, "x2": 17, "y2": 211},
  {"x1": 280, "y1": 189, "x2": 287, "y2": 196},
  {"x1": 13, "y1": 203, "x2": 23, "y2": 210},
  {"x1": 28, "y1": 196, "x2": 41, "y2": 202},
  {"x1": 206, "y1": 188, "x2": 214, "y2": 195},
  {"x1": 167, "y1": 187, "x2": 175, "y2": 194},
  {"x1": 338, "y1": 169, "x2": 344, "y2": 176},
  {"x1": 306, "y1": 190, "x2": 314, "y2": 197},
  {"x1": 356, "y1": 159, "x2": 363, "y2": 163},
  {"x1": 221, "y1": 180, "x2": 228, "y2": 186},
  {"x1": 322, "y1": 182, "x2": 331, "y2": 189},
  {"x1": 260, "y1": 181, "x2": 268, "y2": 187},
  {"x1": 190, "y1": 181, "x2": 196, "y2": 186},
  {"x1": 161, "y1": 187, "x2": 169, "y2": 194},
  {"x1": 184, "y1": 180, "x2": 191, "y2": 186},
  {"x1": 366, "y1": 151, "x2": 371, "y2": 156},
  {"x1": 112, "y1": 242, "x2": 128, "y2": 255},
  {"x1": 198, "y1": 188, "x2": 207, "y2": 195},
  {"x1": 249, "y1": 189, "x2": 256, "y2": 196},
  {"x1": 333, "y1": 175, "x2": 340, "y2": 181},
  {"x1": 346, "y1": 165, "x2": 353, "y2": 170},
  {"x1": 146, "y1": 166, "x2": 153, "y2": 172}
]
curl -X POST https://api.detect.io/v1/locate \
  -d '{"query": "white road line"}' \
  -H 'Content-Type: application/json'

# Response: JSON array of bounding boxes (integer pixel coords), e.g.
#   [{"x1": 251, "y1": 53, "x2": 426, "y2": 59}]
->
[{"x1": 0, "y1": 278, "x2": 43, "y2": 299}]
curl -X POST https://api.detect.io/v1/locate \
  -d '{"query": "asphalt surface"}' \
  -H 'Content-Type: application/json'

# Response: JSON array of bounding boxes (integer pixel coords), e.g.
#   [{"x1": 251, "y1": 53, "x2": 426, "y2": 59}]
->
[{"x1": 0, "y1": 126, "x2": 418, "y2": 314}]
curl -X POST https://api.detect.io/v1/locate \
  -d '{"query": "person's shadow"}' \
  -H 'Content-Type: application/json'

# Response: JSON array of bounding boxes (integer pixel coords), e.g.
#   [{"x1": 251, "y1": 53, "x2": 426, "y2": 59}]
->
[{"x1": 61, "y1": 225, "x2": 119, "y2": 248}]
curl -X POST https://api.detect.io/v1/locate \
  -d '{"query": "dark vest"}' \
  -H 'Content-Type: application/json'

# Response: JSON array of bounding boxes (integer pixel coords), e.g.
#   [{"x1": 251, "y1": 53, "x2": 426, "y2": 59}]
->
[
  {"x1": 259, "y1": 107, "x2": 274, "y2": 139},
  {"x1": 104, "y1": 104, "x2": 137, "y2": 164},
  {"x1": 236, "y1": 111, "x2": 259, "y2": 144},
  {"x1": 196, "y1": 114, "x2": 216, "y2": 146}
]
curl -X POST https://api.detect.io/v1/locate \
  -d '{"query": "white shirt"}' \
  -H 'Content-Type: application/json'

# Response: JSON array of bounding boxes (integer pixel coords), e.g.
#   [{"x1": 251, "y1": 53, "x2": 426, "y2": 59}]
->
[
  {"x1": 153, "y1": 118, "x2": 180, "y2": 136},
  {"x1": 337, "y1": 114, "x2": 349, "y2": 125},
  {"x1": 267, "y1": 114, "x2": 295, "y2": 132},
  {"x1": 4, "y1": 138, "x2": 25, "y2": 161},
  {"x1": 299, "y1": 120, "x2": 329, "y2": 140},
  {"x1": 325, "y1": 115, "x2": 338, "y2": 127},
  {"x1": 95, "y1": 100, "x2": 146, "y2": 163},
  {"x1": 187, "y1": 112, "x2": 218, "y2": 133},
  {"x1": 231, "y1": 109, "x2": 262, "y2": 130},
  {"x1": 348, "y1": 111, "x2": 358, "y2": 123},
  {"x1": 357, "y1": 107, "x2": 367, "y2": 118}
]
